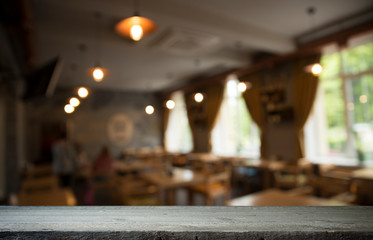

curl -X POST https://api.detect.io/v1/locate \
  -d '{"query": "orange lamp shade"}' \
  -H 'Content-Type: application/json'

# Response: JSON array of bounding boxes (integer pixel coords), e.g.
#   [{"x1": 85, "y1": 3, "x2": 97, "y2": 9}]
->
[{"x1": 115, "y1": 16, "x2": 156, "y2": 41}]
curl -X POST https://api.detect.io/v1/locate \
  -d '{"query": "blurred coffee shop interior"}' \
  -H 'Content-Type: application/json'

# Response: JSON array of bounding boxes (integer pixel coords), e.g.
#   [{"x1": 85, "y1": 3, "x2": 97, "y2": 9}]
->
[{"x1": 0, "y1": 0, "x2": 373, "y2": 207}]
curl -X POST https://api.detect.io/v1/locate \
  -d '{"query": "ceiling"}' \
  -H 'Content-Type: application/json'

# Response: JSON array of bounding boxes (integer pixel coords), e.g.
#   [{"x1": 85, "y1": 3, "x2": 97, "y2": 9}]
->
[{"x1": 31, "y1": 0, "x2": 373, "y2": 92}]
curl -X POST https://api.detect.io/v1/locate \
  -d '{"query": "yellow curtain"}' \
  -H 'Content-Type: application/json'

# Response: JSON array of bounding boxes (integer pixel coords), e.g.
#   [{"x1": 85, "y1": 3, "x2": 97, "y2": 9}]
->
[
  {"x1": 240, "y1": 72, "x2": 267, "y2": 158},
  {"x1": 184, "y1": 81, "x2": 225, "y2": 152},
  {"x1": 293, "y1": 53, "x2": 321, "y2": 160},
  {"x1": 205, "y1": 81, "x2": 225, "y2": 151},
  {"x1": 161, "y1": 93, "x2": 173, "y2": 150},
  {"x1": 184, "y1": 91, "x2": 198, "y2": 152}
]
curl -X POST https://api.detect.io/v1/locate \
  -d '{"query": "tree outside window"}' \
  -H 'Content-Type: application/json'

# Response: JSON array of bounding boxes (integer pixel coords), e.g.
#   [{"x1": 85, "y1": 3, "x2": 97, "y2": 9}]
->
[{"x1": 305, "y1": 34, "x2": 373, "y2": 165}]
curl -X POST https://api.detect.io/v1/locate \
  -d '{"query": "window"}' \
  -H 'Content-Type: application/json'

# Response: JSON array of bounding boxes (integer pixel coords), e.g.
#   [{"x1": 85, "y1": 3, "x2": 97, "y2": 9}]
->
[
  {"x1": 305, "y1": 33, "x2": 373, "y2": 165},
  {"x1": 165, "y1": 91, "x2": 193, "y2": 153},
  {"x1": 212, "y1": 77, "x2": 260, "y2": 157}
]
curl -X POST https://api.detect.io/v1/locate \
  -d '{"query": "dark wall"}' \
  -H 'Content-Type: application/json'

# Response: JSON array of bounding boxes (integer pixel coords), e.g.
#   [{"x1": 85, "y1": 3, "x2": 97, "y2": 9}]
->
[{"x1": 25, "y1": 89, "x2": 163, "y2": 163}]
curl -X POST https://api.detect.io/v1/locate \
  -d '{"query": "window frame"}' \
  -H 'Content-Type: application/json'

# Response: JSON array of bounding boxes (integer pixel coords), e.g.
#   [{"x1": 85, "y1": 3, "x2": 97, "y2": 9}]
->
[{"x1": 305, "y1": 36, "x2": 373, "y2": 166}]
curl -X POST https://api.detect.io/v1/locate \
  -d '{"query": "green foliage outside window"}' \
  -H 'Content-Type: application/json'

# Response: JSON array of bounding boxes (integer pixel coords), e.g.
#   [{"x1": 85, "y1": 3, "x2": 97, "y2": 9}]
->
[
  {"x1": 321, "y1": 77, "x2": 347, "y2": 153},
  {"x1": 342, "y1": 42, "x2": 373, "y2": 75},
  {"x1": 319, "y1": 41, "x2": 373, "y2": 159}
]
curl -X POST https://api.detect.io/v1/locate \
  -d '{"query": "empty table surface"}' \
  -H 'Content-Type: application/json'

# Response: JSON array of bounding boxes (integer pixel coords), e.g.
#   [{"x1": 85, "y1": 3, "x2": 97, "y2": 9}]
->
[
  {"x1": 228, "y1": 189, "x2": 349, "y2": 206},
  {"x1": 352, "y1": 168, "x2": 373, "y2": 181},
  {"x1": 141, "y1": 167, "x2": 206, "y2": 205},
  {"x1": 141, "y1": 167, "x2": 205, "y2": 188},
  {"x1": 114, "y1": 160, "x2": 154, "y2": 173}
]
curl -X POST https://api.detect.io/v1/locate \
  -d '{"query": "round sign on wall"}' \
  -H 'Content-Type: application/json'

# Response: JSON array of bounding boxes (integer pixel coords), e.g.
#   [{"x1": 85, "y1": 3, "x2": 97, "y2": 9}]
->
[{"x1": 107, "y1": 113, "x2": 133, "y2": 146}]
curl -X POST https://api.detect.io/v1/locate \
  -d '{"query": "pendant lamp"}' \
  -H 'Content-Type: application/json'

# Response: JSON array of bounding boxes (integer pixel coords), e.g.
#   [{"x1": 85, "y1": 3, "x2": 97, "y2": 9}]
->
[
  {"x1": 115, "y1": 0, "x2": 156, "y2": 42},
  {"x1": 91, "y1": 12, "x2": 107, "y2": 82},
  {"x1": 305, "y1": 7, "x2": 323, "y2": 76}
]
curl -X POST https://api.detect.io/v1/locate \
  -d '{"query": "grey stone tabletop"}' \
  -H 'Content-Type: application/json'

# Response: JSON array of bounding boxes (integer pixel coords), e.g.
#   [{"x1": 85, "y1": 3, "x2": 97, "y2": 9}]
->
[{"x1": 1, "y1": 206, "x2": 372, "y2": 239}]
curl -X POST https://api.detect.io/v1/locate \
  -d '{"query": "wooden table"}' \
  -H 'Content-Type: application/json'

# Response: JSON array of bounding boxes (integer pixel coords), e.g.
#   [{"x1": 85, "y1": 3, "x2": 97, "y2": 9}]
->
[
  {"x1": 233, "y1": 158, "x2": 311, "y2": 189},
  {"x1": 351, "y1": 168, "x2": 373, "y2": 204},
  {"x1": 18, "y1": 188, "x2": 77, "y2": 206},
  {"x1": 352, "y1": 167, "x2": 373, "y2": 181},
  {"x1": 228, "y1": 189, "x2": 349, "y2": 206},
  {"x1": 114, "y1": 160, "x2": 155, "y2": 174},
  {"x1": 141, "y1": 167, "x2": 205, "y2": 205},
  {"x1": 187, "y1": 153, "x2": 225, "y2": 164}
]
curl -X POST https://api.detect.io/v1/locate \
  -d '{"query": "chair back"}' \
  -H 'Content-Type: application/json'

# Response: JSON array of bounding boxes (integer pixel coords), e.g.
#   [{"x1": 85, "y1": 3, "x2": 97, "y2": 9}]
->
[
  {"x1": 206, "y1": 169, "x2": 231, "y2": 189},
  {"x1": 116, "y1": 175, "x2": 158, "y2": 205},
  {"x1": 273, "y1": 161, "x2": 310, "y2": 189},
  {"x1": 21, "y1": 175, "x2": 59, "y2": 193},
  {"x1": 204, "y1": 165, "x2": 232, "y2": 202}
]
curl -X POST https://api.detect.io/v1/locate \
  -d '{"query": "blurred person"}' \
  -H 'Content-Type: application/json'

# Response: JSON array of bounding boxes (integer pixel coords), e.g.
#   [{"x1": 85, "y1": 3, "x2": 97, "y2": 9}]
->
[
  {"x1": 72, "y1": 142, "x2": 92, "y2": 205},
  {"x1": 90, "y1": 145, "x2": 116, "y2": 205},
  {"x1": 74, "y1": 142, "x2": 90, "y2": 178},
  {"x1": 52, "y1": 131, "x2": 77, "y2": 187},
  {"x1": 92, "y1": 145, "x2": 115, "y2": 174}
]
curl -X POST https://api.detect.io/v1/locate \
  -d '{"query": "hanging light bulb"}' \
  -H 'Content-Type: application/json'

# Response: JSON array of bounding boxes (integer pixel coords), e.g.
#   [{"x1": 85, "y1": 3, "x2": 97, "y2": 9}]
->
[
  {"x1": 305, "y1": 7, "x2": 323, "y2": 77},
  {"x1": 304, "y1": 63, "x2": 323, "y2": 76},
  {"x1": 311, "y1": 63, "x2": 323, "y2": 76},
  {"x1": 91, "y1": 12, "x2": 107, "y2": 82},
  {"x1": 194, "y1": 93, "x2": 204, "y2": 103},
  {"x1": 64, "y1": 104, "x2": 75, "y2": 114},
  {"x1": 166, "y1": 100, "x2": 175, "y2": 109},
  {"x1": 115, "y1": 0, "x2": 156, "y2": 42},
  {"x1": 237, "y1": 82, "x2": 247, "y2": 93},
  {"x1": 69, "y1": 97, "x2": 80, "y2": 107},
  {"x1": 130, "y1": 24, "x2": 143, "y2": 41},
  {"x1": 78, "y1": 87, "x2": 89, "y2": 98},
  {"x1": 92, "y1": 67, "x2": 104, "y2": 82},
  {"x1": 145, "y1": 105, "x2": 155, "y2": 115}
]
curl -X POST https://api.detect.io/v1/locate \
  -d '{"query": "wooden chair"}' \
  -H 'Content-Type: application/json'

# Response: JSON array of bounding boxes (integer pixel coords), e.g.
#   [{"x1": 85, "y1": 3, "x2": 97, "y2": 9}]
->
[
  {"x1": 232, "y1": 166, "x2": 261, "y2": 195},
  {"x1": 121, "y1": 148, "x2": 137, "y2": 161},
  {"x1": 20, "y1": 175, "x2": 59, "y2": 193},
  {"x1": 308, "y1": 164, "x2": 352, "y2": 198},
  {"x1": 18, "y1": 175, "x2": 77, "y2": 206},
  {"x1": 191, "y1": 159, "x2": 210, "y2": 173},
  {"x1": 272, "y1": 163, "x2": 310, "y2": 190},
  {"x1": 351, "y1": 179, "x2": 373, "y2": 205},
  {"x1": 24, "y1": 164, "x2": 54, "y2": 179},
  {"x1": 136, "y1": 147, "x2": 152, "y2": 161},
  {"x1": 18, "y1": 188, "x2": 77, "y2": 206},
  {"x1": 115, "y1": 175, "x2": 158, "y2": 205},
  {"x1": 91, "y1": 171, "x2": 117, "y2": 205},
  {"x1": 189, "y1": 165, "x2": 231, "y2": 205},
  {"x1": 151, "y1": 146, "x2": 165, "y2": 161},
  {"x1": 171, "y1": 154, "x2": 188, "y2": 167},
  {"x1": 310, "y1": 175, "x2": 351, "y2": 198}
]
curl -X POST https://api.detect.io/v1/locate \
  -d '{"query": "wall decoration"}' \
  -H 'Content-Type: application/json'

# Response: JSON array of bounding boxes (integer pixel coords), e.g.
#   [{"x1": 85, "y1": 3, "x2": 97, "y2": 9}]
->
[{"x1": 107, "y1": 113, "x2": 133, "y2": 146}]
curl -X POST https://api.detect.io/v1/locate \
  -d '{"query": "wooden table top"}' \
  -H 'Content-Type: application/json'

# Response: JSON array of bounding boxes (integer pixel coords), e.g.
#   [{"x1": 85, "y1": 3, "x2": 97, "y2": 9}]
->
[
  {"x1": 352, "y1": 167, "x2": 373, "y2": 181},
  {"x1": 228, "y1": 189, "x2": 349, "y2": 206},
  {"x1": 319, "y1": 166, "x2": 373, "y2": 181},
  {"x1": 234, "y1": 158, "x2": 311, "y2": 171},
  {"x1": 114, "y1": 160, "x2": 154, "y2": 173},
  {"x1": 141, "y1": 167, "x2": 205, "y2": 188},
  {"x1": 187, "y1": 153, "x2": 225, "y2": 163},
  {"x1": 18, "y1": 188, "x2": 77, "y2": 206}
]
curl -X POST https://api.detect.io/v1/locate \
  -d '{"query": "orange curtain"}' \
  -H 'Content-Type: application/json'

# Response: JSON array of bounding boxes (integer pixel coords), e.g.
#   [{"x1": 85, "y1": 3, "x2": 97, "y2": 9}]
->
[
  {"x1": 184, "y1": 81, "x2": 225, "y2": 152},
  {"x1": 184, "y1": 92, "x2": 199, "y2": 152},
  {"x1": 293, "y1": 53, "x2": 321, "y2": 160},
  {"x1": 239, "y1": 72, "x2": 267, "y2": 158},
  {"x1": 162, "y1": 94, "x2": 171, "y2": 149},
  {"x1": 205, "y1": 81, "x2": 225, "y2": 151}
]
